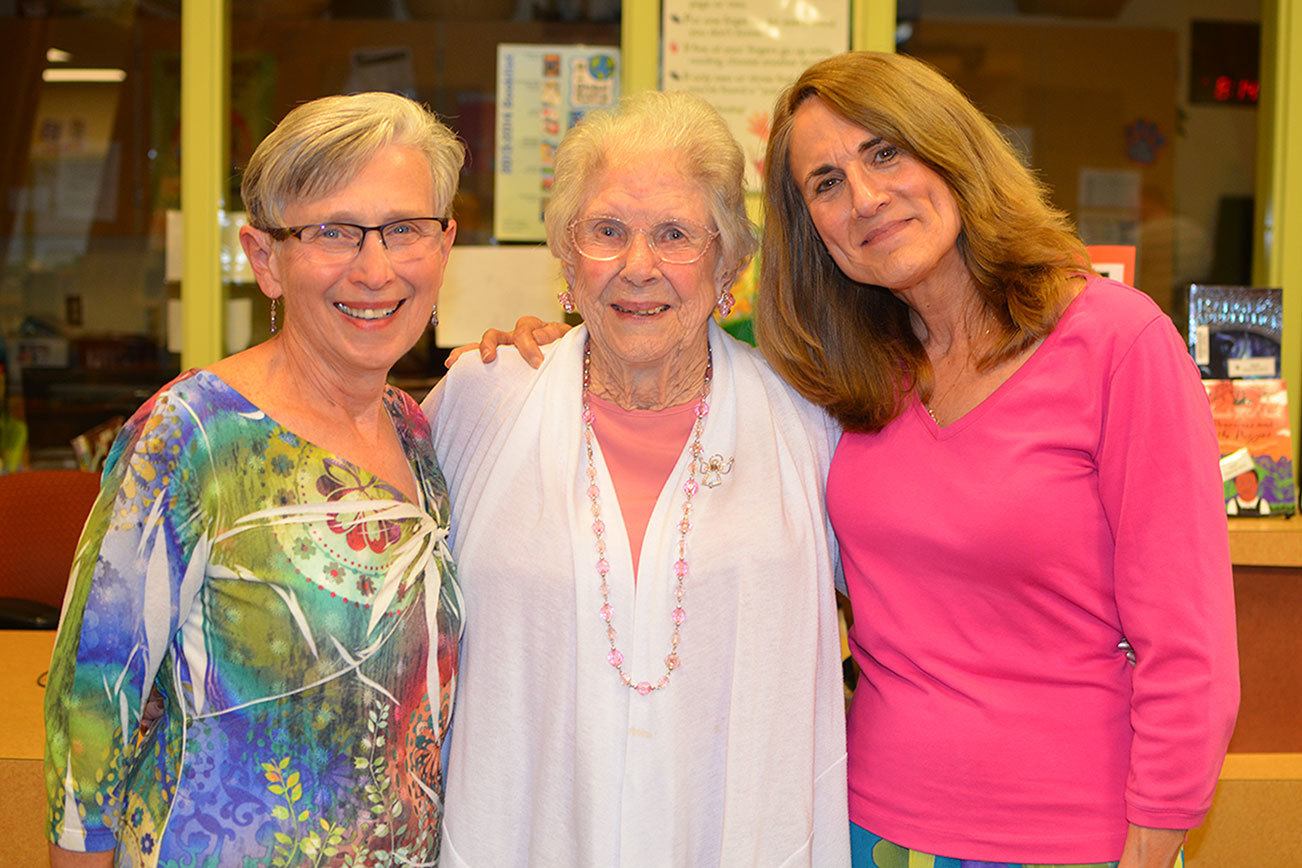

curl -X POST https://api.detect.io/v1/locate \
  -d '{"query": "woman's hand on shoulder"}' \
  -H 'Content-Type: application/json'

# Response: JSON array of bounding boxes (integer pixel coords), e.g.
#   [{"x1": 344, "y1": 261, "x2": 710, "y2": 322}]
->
[
  {"x1": 444, "y1": 317, "x2": 572, "y2": 370},
  {"x1": 1118, "y1": 824, "x2": 1186, "y2": 868}
]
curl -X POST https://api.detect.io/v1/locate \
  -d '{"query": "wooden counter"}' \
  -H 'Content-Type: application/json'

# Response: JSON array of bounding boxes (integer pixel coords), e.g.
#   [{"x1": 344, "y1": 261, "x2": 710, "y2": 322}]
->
[
  {"x1": 1187, "y1": 753, "x2": 1302, "y2": 866},
  {"x1": 1228, "y1": 516, "x2": 1302, "y2": 568},
  {"x1": 0, "y1": 630, "x2": 55, "y2": 867}
]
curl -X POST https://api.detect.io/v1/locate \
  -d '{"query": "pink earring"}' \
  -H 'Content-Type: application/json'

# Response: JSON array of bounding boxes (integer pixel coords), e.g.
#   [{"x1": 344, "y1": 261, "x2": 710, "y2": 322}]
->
[
  {"x1": 558, "y1": 289, "x2": 576, "y2": 315},
  {"x1": 715, "y1": 289, "x2": 735, "y2": 319}
]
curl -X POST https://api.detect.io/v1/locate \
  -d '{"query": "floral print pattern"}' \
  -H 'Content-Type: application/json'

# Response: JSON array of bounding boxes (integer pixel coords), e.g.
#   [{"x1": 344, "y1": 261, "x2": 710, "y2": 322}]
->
[{"x1": 44, "y1": 370, "x2": 461, "y2": 866}]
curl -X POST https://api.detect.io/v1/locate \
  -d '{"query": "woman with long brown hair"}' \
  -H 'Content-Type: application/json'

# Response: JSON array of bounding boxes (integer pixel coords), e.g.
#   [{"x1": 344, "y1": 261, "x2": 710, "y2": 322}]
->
[{"x1": 758, "y1": 51, "x2": 1236, "y2": 868}]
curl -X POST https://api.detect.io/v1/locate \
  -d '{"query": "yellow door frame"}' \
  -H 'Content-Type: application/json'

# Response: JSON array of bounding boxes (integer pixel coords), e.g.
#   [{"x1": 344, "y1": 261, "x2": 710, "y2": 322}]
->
[
  {"x1": 1257, "y1": 1, "x2": 1301, "y2": 470},
  {"x1": 180, "y1": 0, "x2": 228, "y2": 370}
]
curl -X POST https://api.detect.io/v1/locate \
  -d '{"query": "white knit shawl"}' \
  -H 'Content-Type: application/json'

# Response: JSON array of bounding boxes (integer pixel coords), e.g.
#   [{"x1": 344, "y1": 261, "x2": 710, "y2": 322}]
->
[{"x1": 425, "y1": 323, "x2": 849, "y2": 867}]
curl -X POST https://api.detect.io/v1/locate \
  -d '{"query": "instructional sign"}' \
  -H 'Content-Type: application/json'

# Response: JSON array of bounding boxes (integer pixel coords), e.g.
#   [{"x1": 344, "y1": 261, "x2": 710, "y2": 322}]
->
[
  {"x1": 662, "y1": 0, "x2": 849, "y2": 190},
  {"x1": 495, "y1": 44, "x2": 620, "y2": 241}
]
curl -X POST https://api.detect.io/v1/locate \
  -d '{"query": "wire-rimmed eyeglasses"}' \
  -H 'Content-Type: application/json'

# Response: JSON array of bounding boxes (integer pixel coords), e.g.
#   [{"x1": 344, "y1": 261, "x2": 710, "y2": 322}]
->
[{"x1": 568, "y1": 216, "x2": 718, "y2": 265}]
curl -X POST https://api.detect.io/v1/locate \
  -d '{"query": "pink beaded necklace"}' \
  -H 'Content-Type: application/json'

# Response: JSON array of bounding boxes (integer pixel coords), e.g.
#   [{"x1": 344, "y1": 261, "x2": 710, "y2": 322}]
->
[{"x1": 582, "y1": 340, "x2": 712, "y2": 696}]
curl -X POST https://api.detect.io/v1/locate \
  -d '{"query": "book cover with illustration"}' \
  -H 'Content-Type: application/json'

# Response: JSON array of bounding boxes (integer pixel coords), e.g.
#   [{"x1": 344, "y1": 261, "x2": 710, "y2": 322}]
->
[{"x1": 1202, "y1": 379, "x2": 1296, "y2": 516}]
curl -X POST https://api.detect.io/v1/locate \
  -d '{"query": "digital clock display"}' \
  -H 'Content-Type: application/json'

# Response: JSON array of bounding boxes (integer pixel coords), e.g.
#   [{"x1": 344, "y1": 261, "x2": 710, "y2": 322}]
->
[{"x1": 1190, "y1": 20, "x2": 1260, "y2": 106}]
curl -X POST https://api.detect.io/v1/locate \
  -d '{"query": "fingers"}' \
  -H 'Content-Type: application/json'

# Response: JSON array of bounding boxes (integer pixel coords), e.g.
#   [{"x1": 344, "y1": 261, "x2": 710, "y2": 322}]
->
[
  {"x1": 518, "y1": 321, "x2": 574, "y2": 369},
  {"x1": 515, "y1": 330, "x2": 545, "y2": 368},
  {"x1": 442, "y1": 319, "x2": 572, "y2": 370},
  {"x1": 476, "y1": 328, "x2": 511, "y2": 363},
  {"x1": 509, "y1": 316, "x2": 546, "y2": 369},
  {"x1": 444, "y1": 343, "x2": 480, "y2": 368}
]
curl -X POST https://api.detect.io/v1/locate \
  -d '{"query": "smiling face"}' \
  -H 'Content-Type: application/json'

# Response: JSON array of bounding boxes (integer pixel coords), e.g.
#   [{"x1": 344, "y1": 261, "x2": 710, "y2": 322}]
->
[
  {"x1": 257, "y1": 144, "x2": 455, "y2": 380},
  {"x1": 564, "y1": 156, "x2": 727, "y2": 375},
  {"x1": 787, "y1": 96, "x2": 968, "y2": 299}
]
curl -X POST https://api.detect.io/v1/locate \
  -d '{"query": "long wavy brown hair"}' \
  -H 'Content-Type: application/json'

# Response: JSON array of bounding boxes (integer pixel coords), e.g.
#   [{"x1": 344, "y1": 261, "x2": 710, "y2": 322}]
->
[{"x1": 755, "y1": 51, "x2": 1088, "y2": 432}]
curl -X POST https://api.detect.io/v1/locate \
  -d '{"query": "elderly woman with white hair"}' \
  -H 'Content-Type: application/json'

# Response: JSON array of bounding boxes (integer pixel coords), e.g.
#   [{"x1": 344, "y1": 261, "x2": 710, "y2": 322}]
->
[
  {"x1": 45, "y1": 92, "x2": 464, "y2": 866},
  {"x1": 425, "y1": 90, "x2": 849, "y2": 866}
]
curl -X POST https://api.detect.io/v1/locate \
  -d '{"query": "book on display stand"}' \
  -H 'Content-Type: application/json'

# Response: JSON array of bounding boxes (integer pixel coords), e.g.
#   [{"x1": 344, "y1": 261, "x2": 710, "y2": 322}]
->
[
  {"x1": 1185, "y1": 283, "x2": 1295, "y2": 516},
  {"x1": 1187, "y1": 284, "x2": 1283, "y2": 380},
  {"x1": 1202, "y1": 379, "x2": 1296, "y2": 517}
]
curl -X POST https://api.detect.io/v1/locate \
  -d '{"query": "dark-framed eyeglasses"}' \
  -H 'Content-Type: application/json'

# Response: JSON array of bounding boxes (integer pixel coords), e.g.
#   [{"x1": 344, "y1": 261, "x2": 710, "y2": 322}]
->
[
  {"x1": 262, "y1": 217, "x2": 451, "y2": 262},
  {"x1": 568, "y1": 215, "x2": 719, "y2": 265}
]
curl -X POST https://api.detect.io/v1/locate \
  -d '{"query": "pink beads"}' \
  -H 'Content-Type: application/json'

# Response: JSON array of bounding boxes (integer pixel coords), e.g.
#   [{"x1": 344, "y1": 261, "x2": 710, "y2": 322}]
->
[{"x1": 582, "y1": 337, "x2": 713, "y2": 699}]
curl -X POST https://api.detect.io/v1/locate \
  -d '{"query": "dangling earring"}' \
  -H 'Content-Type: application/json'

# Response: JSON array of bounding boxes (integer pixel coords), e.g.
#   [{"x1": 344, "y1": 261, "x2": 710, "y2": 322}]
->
[
  {"x1": 269, "y1": 297, "x2": 279, "y2": 334},
  {"x1": 430, "y1": 305, "x2": 439, "y2": 328},
  {"x1": 557, "y1": 289, "x2": 576, "y2": 315},
  {"x1": 715, "y1": 289, "x2": 735, "y2": 319}
]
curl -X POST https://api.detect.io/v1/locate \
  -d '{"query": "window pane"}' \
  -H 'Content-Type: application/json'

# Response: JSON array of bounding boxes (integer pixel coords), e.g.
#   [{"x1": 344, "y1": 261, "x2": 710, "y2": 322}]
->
[
  {"x1": 229, "y1": 4, "x2": 621, "y2": 388},
  {"x1": 899, "y1": 2, "x2": 1260, "y2": 325},
  {"x1": 1, "y1": 5, "x2": 181, "y2": 470}
]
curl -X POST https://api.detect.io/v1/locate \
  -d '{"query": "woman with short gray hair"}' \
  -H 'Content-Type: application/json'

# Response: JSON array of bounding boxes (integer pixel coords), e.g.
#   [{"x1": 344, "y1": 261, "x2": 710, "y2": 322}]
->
[
  {"x1": 46, "y1": 91, "x2": 465, "y2": 867},
  {"x1": 426, "y1": 89, "x2": 849, "y2": 866}
]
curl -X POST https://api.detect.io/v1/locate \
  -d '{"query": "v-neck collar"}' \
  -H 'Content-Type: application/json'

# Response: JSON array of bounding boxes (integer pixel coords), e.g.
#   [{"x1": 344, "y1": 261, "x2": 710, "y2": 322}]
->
[
  {"x1": 911, "y1": 279, "x2": 1092, "y2": 441},
  {"x1": 190, "y1": 368, "x2": 425, "y2": 510}
]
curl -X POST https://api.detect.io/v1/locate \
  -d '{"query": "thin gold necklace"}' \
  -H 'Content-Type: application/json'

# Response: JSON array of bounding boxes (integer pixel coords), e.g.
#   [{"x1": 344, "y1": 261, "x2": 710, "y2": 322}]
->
[{"x1": 924, "y1": 325, "x2": 991, "y2": 425}]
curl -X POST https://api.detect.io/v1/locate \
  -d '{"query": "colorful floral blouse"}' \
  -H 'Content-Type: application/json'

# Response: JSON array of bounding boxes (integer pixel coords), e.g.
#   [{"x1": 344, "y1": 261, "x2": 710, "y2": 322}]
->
[{"x1": 44, "y1": 370, "x2": 462, "y2": 866}]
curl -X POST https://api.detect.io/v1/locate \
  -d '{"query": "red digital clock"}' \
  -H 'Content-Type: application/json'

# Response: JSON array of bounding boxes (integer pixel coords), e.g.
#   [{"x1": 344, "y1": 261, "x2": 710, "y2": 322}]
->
[{"x1": 1189, "y1": 21, "x2": 1260, "y2": 107}]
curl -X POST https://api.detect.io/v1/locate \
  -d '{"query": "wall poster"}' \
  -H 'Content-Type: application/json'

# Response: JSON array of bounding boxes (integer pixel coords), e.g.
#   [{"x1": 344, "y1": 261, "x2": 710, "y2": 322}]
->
[
  {"x1": 495, "y1": 44, "x2": 620, "y2": 241},
  {"x1": 662, "y1": 0, "x2": 850, "y2": 191}
]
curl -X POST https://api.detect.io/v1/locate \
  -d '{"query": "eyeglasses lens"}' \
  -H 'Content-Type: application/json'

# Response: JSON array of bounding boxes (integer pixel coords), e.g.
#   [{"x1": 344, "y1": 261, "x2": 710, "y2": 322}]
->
[
  {"x1": 297, "y1": 219, "x2": 444, "y2": 262},
  {"x1": 572, "y1": 218, "x2": 712, "y2": 264}
]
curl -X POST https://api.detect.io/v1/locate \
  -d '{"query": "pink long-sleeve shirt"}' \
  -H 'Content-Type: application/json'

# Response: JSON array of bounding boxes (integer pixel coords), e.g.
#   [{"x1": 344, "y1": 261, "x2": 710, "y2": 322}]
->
[{"x1": 830, "y1": 276, "x2": 1239, "y2": 863}]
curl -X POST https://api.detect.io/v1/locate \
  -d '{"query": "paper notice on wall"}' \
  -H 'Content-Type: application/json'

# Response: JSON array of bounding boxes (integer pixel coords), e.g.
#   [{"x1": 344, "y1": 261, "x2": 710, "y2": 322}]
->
[
  {"x1": 662, "y1": 0, "x2": 849, "y2": 191},
  {"x1": 495, "y1": 45, "x2": 620, "y2": 242},
  {"x1": 1078, "y1": 168, "x2": 1142, "y2": 211}
]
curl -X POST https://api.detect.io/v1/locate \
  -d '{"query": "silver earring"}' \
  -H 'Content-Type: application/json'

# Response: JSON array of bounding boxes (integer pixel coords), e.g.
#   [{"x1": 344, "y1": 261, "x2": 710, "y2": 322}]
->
[
  {"x1": 430, "y1": 305, "x2": 439, "y2": 328},
  {"x1": 269, "y1": 297, "x2": 279, "y2": 334}
]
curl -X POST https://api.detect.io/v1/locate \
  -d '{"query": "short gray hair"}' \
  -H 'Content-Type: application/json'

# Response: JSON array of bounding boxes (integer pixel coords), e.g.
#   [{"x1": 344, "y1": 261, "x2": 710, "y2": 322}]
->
[
  {"x1": 241, "y1": 92, "x2": 466, "y2": 228},
  {"x1": 543, "y1": 90, "x2": 757, "y2": 277}
]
